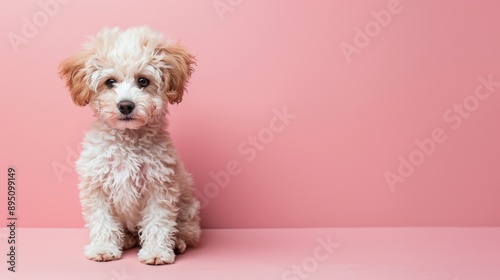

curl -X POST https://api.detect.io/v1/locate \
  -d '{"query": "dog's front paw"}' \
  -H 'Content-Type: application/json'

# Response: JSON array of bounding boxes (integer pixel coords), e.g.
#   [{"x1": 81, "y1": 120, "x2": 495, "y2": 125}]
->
[
  {"x1": 85, "y1": 244, "x2": 122, "y2": 262},
  {"x1": 138, "y1": 247, "x2": 175, "y2": 265}
]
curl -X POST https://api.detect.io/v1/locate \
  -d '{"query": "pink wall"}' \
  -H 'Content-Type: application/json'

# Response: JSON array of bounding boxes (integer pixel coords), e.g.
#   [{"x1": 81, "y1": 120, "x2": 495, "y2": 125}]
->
[{"x1": 1, "y1": 0, "x2": 499, "y2": 228}]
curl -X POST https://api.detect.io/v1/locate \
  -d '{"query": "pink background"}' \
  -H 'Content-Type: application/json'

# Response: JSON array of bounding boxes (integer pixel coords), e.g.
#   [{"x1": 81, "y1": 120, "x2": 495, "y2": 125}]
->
[{"x1": 0, "y1": 0, "x2": 499, "y2": 229}]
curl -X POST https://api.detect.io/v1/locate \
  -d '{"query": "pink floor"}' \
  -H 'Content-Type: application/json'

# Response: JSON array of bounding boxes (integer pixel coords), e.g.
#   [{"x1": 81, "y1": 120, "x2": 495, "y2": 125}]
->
[{"x1": 1, "y1": 228, "x2": 499, "y2": 280}]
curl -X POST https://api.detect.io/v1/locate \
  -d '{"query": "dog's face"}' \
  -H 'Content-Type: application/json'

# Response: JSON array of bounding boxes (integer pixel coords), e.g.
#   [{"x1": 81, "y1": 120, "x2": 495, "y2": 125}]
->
[{"x1": 59, "y1": 26, "x2": 195, "y2": 130}]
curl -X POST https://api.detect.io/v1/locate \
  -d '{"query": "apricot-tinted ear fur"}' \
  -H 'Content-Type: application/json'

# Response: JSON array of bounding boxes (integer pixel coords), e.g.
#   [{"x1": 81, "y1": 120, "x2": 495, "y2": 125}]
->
[
  {"x1": 59, "y1": 51, "x2": 93, "y2": 106},
  {"x1": 159, "y1": 43, "x2": 195, "y2": 104}
]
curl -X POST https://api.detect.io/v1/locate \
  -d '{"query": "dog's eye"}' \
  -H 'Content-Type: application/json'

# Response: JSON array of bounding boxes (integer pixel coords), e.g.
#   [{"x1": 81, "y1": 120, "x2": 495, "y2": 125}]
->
[
  {"x1": 138, "y1": 77, "x2": 149, "y2": 88},
  {"x1": 105, "y1": 79, "x2": 116, "y2": 88}
]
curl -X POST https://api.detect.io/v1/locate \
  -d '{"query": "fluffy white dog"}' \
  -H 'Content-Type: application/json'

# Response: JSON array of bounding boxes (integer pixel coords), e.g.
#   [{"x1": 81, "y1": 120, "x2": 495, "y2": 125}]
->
[{"x1": 59, "y1": 26, "x2": 201, "y2": 265}]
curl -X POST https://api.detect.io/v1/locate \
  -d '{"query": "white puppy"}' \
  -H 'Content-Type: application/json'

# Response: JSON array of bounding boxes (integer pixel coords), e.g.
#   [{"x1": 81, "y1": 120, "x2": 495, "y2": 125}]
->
[{"x1": 59, "y1": 26, "x2": 201, "y2": 265}]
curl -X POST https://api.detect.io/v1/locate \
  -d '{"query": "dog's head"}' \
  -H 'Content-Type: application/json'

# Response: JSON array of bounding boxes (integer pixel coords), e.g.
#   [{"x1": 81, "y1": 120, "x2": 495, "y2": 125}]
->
[{"x1": 59, "y1": 26, "x2": 195, "y2": 130}]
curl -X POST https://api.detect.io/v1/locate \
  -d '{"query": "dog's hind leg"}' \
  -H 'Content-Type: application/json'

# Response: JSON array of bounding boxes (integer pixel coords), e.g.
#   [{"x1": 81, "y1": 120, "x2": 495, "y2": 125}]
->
[
  {"x1": 122, "y1": 231, "x2": 138, "y2": 250},
  {"x1": 175, "y1": 186, "x2": 201, "y2": 253}
]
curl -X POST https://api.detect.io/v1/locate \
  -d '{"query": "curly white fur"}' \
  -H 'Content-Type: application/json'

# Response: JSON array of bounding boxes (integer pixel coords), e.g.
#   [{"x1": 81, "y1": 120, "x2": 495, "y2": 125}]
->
[{"x1": 59, "y1": 26, "x2": 200, "y2": 265}]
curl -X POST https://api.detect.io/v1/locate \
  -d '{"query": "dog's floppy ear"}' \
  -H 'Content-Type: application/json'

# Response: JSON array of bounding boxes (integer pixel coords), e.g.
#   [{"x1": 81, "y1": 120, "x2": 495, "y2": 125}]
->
[
  {"x1": 158, "y1": 43, "x2": 195, "y2": 104},
  {"x1": 59, "y1": 51, "x2": 93, "y2": 106}
]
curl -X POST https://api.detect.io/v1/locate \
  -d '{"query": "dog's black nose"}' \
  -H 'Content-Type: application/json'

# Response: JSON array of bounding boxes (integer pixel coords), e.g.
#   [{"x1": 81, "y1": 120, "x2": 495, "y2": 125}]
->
[{"x1": 117, "y1": 101, "x2": 135, "y2": 115}]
